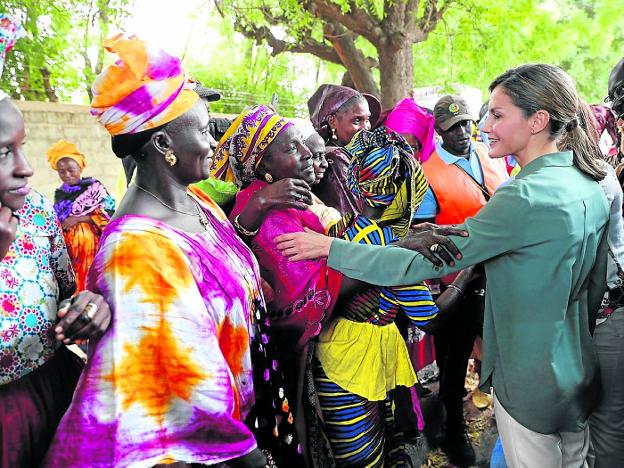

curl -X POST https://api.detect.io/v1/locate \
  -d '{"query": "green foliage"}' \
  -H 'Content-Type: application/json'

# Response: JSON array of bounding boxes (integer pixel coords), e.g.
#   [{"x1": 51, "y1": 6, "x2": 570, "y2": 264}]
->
[
  {"x1": 187, "y1": 16, "x2": 342, "y2": 117},
  {"x1": 413, "y1": 0, "x2": 623, "y2": 103},
  {"x1": 0, "y1": 0, "x2": 130, "y2": 102}
]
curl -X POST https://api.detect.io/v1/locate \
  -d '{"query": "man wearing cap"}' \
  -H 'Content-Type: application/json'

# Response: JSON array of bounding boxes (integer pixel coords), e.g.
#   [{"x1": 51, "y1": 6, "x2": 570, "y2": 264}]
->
[{"x1": 413, "y1": 95, "x2": 508, "y2": 466}]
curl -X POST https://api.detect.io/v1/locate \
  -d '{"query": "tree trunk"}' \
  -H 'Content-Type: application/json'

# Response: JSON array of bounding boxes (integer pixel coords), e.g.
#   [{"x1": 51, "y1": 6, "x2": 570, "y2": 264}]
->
[
  {"x1": 40, "y1": 67, "x2": 59, "y2": 102},
  {"x1": 377, "y1": 44, "x2": 413, "y2": 109},
  {"x1": 324, "y1": 22, "x2": 380, "y2": 97}
]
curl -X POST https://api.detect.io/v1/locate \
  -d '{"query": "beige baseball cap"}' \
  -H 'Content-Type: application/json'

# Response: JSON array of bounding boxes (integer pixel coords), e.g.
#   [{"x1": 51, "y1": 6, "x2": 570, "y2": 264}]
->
[{"x1": 433, "y1": 95, "x2": 473, "y2": 131}]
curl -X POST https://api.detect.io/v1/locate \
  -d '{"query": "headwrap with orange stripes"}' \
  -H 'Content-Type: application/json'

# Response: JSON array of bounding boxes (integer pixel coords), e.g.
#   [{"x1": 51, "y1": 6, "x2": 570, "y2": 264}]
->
[{"x1": 46, "y1": 139, "x2": 87, "y2": 170}]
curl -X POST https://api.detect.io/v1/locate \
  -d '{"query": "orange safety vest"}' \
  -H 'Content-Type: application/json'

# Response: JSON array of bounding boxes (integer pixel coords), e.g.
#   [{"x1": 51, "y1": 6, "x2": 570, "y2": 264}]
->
[{"x1": 422, "y1": 142, "x2": 508, "y2": 225}]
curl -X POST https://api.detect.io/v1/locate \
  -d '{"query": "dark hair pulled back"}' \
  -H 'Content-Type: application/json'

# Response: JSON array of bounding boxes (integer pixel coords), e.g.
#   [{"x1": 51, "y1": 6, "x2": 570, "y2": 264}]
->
[{"x1": 489, "y1": 64, "x2": 605, "y2": 181}]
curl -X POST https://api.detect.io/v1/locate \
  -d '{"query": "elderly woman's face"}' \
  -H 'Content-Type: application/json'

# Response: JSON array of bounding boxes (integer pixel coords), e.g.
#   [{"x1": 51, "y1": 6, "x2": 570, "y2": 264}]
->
[
  {"x1": 166, "y1": 100, "x2": 217, "y2": 185},
  {"x1": 0, "y1": 100, "x2": 34, "y2": 211},
  {"x1": 305, "y1": 133, "x2": 327, "y2": 184},
  {"x1": 261, "y1": 126, "x2": 315, "y2": 184},
  {"x1": 57, "y1": 158, "x2": 82, "y2": 186}
]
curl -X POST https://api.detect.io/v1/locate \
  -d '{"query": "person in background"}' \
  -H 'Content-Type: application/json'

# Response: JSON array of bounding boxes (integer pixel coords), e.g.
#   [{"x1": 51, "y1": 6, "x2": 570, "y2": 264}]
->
[
  {"x1": 589, "y1": 104, "x2": 620, "y2": 167},
  {"x1": 48, "y1": 140, "x2": 115, "y2": 291},
  {"x1": 411, "y1": 95, "x2": 508, "y2": 466},
  {"x1": 580, "y1": 99, "x2": 624, "y2": 468},
  {"x1": 383, "y1": 97, "x2": 436, "y2": 163},
  {"x1": 0, "y1": 14, "x2": 112, "y2": 467},
  {"x1": 296, "y1": 120, "x2": 342, "y2": 232},
  {"x1": 307, "y1": 84, "x2": 380, "y2": 215}
]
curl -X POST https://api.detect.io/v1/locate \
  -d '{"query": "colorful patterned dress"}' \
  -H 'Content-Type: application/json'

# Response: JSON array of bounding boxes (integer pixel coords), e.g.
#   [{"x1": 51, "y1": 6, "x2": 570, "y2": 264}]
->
[
  {"x1": 53, "y1": 177, "x2": 115, "y2": 291},
  {"x1": 0, "y1": 191, "x2": 83, "y2": 468},
  {"x1": 231, "y1": 180, "x2": 344, "y2": 467},
  {"x1": 44, "y1": 187, "x2": 298, "y2": 467},
  {"x1": 315, "y1": 128, "x2": 438, "y2": 467}
]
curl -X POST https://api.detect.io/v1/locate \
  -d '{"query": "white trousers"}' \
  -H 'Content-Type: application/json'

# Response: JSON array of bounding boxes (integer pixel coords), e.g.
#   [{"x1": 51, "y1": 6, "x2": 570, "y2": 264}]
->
[{"x1": 494, "y1": 392, "x2": 589, "y2": 468}]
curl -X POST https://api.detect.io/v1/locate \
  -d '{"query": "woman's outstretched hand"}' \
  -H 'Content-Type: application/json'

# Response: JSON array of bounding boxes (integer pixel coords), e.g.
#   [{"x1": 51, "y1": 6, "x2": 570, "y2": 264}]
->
[
  {"x1": 276, "y1": 227, "x2": 333, "y2": 261},
  {"x1": 276, "y1": 225, "x2": 468, "y2": 265}
]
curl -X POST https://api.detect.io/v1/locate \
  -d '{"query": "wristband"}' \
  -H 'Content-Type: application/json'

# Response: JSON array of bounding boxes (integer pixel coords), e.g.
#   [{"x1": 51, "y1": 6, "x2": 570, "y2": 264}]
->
[
  {"x1": 233, "y1": 215, "x2": 259, "y2": 237},
  {"x1": 446, "y1": 283, "x2": 465, "y2": 299}
]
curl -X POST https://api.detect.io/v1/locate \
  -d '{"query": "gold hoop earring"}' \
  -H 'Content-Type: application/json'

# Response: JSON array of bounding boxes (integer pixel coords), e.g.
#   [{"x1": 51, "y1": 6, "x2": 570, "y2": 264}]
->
[
  {"x1": 264, "y1": 173, "x2": 274, "y2": 183},
  {"x1": 164, "y1": 150, "x2": 177, "y2": 166}
]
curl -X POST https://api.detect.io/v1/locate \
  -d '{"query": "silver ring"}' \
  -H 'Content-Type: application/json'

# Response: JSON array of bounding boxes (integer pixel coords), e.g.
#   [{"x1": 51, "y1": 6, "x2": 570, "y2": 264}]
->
[
  {"x1": 84, "y1": 302, "x2": 98, "y2": 320},
  {"x1": 429, "y1": 243, "x2": 440, "y2": 253}
]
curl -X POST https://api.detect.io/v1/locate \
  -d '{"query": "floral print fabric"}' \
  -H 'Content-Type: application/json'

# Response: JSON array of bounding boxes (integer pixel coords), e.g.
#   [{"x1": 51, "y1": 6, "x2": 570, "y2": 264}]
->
[{"x1": 0, "y1": 191, "x2": 75, "y2": 386}]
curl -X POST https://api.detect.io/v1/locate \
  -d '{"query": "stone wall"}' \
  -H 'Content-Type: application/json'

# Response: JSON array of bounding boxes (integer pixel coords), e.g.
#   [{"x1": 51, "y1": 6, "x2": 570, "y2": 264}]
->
[
  {"x1": 15, "y1": 100, "x2": 235, "y2": 204},
  {"x1": 16, "y1": 101, "x2": 121, "y2": 203}
]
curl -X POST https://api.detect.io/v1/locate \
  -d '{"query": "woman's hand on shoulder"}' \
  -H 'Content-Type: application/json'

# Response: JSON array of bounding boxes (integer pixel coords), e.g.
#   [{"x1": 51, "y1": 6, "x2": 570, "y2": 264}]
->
[
  {"x1": 275, "y1": 227, "x2": 333, "y2": 261},
  {"x1": 0, "y1": 204, "x2": 18, "y2": 260},
  {"x1": 236, "y1": 179, "x2": 314, "y2": 233},
  {"x1": 55, "y1": 290, "x2": 112, "y2": 344},
  {"x1": 254, "y1": 178, "x2": 313, "y2": 212}
]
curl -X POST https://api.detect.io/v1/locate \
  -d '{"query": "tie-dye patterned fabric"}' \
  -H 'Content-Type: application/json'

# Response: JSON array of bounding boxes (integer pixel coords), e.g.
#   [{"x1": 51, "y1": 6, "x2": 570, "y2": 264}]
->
[
  {"x1": 44, "y1": 189, "x2": 266, "y2": 467},
  {"x1": 90, "y1": 33, "x2": 198, "y2": 136}
]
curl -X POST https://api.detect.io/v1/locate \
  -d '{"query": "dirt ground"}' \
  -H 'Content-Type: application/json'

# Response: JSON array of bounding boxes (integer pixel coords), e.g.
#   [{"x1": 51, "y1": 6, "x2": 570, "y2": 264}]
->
[{"x1": 409, "y1": 360, "x2": 498, "y2": 467}]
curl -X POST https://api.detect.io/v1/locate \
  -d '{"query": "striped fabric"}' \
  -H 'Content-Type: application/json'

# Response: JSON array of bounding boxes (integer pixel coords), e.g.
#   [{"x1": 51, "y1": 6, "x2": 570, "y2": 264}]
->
[
  {"x1": 314, "y1": 359, "x2": 399, "y2": 468},
  {"x1": 315, "y1": 129, "x2": 436, "y2": 466},
  {"x1": 330, "y1": 215, "x2": 438, "y2": 327},
  {"x1": 346, "y1": 127, "x2": 428, "y2": 239}
]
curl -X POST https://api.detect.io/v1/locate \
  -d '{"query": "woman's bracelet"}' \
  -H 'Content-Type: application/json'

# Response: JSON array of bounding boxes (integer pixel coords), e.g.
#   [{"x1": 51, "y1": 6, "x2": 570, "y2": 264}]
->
[
  {"x1": 446, "y1": 283, "x2": 465, "y2": 299},
  {"x1": 233, "y1": 215, "x2": 259, "y2": 237}
]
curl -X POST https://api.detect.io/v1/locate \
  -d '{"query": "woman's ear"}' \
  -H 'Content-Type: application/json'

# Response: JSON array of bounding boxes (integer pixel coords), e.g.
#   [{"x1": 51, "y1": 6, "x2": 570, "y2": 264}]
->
[
  {"x1": 327, "y1": 114, "x2": 337, "y2": 130},
  {"x1": 149, "y1": 130, "x2": 173, "y2": 155},
  {"x1": 531, "y1": 110, "x2": 551, "y2": 135}
]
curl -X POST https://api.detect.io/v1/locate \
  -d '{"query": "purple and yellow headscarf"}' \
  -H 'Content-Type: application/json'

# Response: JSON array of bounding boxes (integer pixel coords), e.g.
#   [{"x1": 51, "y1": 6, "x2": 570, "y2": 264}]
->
[
  {"x1": 90, "y1": 33, "x2": 198, "y2": 136},
  {"x1": 211, "y1": 105, "x2": 292, "y2": 187},
  {"x1": 0, "y1": 13, "x2": 25, "y2": 99}
]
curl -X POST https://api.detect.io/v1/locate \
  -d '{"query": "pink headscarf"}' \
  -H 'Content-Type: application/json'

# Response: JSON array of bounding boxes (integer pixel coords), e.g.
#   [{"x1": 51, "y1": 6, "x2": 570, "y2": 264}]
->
[{"x1": 384, "y1": 98, "x2": 436, "y2": 162}]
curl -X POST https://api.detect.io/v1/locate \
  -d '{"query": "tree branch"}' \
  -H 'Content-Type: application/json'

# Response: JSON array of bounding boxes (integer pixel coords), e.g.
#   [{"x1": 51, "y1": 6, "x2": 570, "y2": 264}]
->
[
  {"x1": 302, "y1": 0, "x2": 385, "y2": 47},
  {"x1": 418, "y1": 0, "x2": 454, "y2": 36},
  {"x1": 404, "y1": 0, "x2": 420, "y2": 32},
  {"x1": 323, "y1": 21, "x2": 379, "y2": 96},
  {"x1": 235, "y1": 20, "x2": 344, "y2": 65}
]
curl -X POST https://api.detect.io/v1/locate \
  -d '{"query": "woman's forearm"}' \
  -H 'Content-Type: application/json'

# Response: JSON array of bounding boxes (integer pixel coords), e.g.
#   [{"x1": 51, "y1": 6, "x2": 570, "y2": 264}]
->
[
  {"x1": 418, "y1": 267, "x2": 477, "y2": 333},
  {"x1": 236, "y1": 196, "x2": 266, "y2": 233}
]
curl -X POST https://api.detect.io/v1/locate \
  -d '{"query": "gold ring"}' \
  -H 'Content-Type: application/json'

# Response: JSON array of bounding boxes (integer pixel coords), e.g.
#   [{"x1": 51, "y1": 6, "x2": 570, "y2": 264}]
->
[{"x1": 84, "y1": 302, "x2": 98, "y2": 320}]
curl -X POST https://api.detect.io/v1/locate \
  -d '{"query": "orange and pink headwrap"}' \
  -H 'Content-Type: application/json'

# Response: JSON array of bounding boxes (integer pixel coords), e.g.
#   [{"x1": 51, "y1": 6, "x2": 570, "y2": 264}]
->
[
  {"x1": 90, "y1": 33, "x2": 198, "y2": 136},
  {"x1": 384, "y1": 98, "x2": 436, "y2": 162}
]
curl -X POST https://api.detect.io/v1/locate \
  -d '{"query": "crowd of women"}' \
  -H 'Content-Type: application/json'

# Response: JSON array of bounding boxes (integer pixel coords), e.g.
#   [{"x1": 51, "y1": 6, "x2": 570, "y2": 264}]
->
[{"x1": 2, "y1": 11, "x2": 624, "y2": 468}]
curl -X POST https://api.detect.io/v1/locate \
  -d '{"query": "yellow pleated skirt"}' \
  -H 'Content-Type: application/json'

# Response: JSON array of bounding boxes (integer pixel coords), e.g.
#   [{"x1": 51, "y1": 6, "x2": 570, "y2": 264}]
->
[{"x1": 316, "y1": 317, "x2": 417, "y2": 402}]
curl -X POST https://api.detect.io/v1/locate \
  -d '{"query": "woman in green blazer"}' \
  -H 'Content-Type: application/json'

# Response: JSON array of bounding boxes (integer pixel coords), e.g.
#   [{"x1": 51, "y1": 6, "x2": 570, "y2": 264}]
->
[{"x1": 277, "y1": 64, "x2": 609, "y2": 468}]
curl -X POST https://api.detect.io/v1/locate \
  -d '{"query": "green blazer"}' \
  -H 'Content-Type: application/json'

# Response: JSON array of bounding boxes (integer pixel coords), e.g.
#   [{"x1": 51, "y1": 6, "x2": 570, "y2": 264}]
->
[{"x1": 327, "y1": 151, "x2": 609, "y2": 433}]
